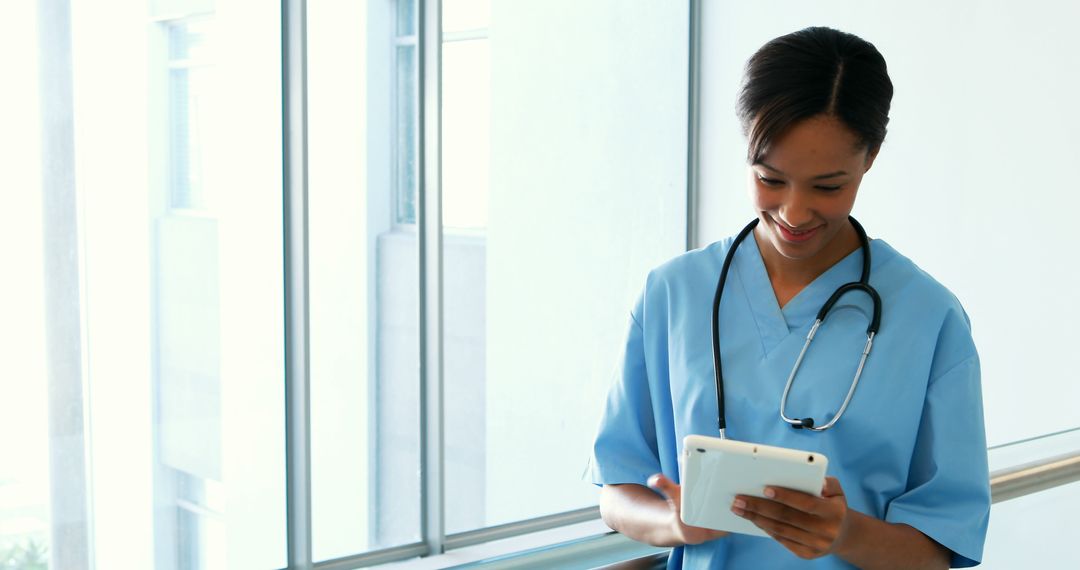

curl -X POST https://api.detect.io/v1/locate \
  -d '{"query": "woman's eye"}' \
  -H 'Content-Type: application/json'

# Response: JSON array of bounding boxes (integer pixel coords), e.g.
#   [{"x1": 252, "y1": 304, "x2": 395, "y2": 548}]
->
[
  {"x1": 815, "y1": 185, "x2": 843, "y2": 191},
  {"x1": 757, "y1": 176, "x2": 783, "y2": 186}
]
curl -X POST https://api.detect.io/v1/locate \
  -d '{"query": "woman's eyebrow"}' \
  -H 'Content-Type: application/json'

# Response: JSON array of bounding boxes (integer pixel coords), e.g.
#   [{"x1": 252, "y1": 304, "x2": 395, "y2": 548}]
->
[{"x1": 756, "y1": 161, "x2": 848, "y2": 180}]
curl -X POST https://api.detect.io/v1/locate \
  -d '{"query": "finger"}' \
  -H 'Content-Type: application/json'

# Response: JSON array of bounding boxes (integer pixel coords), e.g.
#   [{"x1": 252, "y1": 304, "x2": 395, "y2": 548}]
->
[
  {"x1": 647, "y1": 473, "x2": 680, "y2": 504},
  {"x1": 734, "y1": 495, "x2": 817, "y2": 529},
  {"x1": 737, "y1": 506, "x2": 825, "y2": 552},
  {"x1": 822, "y1": 476, "x2": 844, "y2": 498},
  {"x1": 758, "y1": 487, "x2": 827, "y2": 516},
  {"x1": 770, "y1": 533, "x2": 824, "y2": 560}
]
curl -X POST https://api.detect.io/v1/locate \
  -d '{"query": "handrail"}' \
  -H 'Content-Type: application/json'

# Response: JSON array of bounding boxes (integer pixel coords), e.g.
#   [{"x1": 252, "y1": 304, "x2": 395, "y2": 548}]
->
[
  {"x1": 990, "y1": 450, "x2": 1080, "y2": 503},
  {"x1": 594, "y1": 449, "x2": 1080, "y2": 570},
  {"x1": 452, "y1": 450, "x2": 1080, "y2": 568}
]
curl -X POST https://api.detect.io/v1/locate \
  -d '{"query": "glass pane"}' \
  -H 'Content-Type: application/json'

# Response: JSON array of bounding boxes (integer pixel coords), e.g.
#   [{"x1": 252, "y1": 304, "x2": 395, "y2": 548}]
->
[
  {"x1": 442, "y1": 2, "x2": 688, "y2": 532},
  {"x1": 444, "y1": 0, "x2": 490, "y2": 33},
  {"x1": 442, "y1": 35, "x2": 490, "y2": 534},
  {"x1": 147, "y1": 7, "x2": 287, "y2": 567},
  {"x1": 0, "y1": 7, "x2": 50, "y2": 562},
  {"x1": 982, "y1": 481, "x2": 1080, "y2": 568},
  {"x1": 167, "y1": 20, "x2": 212, "y2": 211},
  {"x1": 443, "y1": 39, "x2": 489, "y2": 231},
  {"x1": 308, "y1": 0, "x2": 421, "y2": 560},
  {"x1": 983, "y1": 428, "x2": 1080, "y2": 568},
  {"x1": 169, "y1": 18, "x2": 210, "y2": 60},
  {"x1": 396, "y1": 0, "x2": 416, "y2": 37},
  {"x1": 395, "y1": 44, "x2": 418, "y2": 225},
  {"x1": 3, "y1": 3, "x2": 288, "y2": 569},
  {"x1": 988, "y1": 426, "x2": 1080, "y2": 473}
]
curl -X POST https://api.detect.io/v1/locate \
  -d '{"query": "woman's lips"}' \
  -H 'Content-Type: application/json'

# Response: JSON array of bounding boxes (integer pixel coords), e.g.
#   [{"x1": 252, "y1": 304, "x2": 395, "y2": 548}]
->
[{"x1": 775, "y1": 221, "x2": 820, "y2": 243}]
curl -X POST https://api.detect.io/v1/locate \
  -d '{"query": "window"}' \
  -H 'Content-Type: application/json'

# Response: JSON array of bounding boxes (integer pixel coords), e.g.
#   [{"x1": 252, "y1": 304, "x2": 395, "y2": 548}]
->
[
  {"x1": 394, "y1": 0, "x2": 419, "y2": 225},
  {"x1": 3, "y1": 1, "x2": 288, "y2": 568},
  {"x1": 7, "y1": 0, "x2": 690, "y2": 568},
  {"x1": 440, "y1": 0, "x2": 689, "y2": 534},
  {"x1": 306, "y1": 0, "x2": 422, "y2": 560},
  {"x1": 166, "y1": 17, "x2": 212, "y2": 211}
]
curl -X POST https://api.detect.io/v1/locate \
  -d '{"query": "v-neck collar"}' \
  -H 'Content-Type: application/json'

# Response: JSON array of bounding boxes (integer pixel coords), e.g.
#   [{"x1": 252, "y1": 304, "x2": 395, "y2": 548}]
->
[{"x1": 732, "y1": 233, "x2": 872, "y2": 356}]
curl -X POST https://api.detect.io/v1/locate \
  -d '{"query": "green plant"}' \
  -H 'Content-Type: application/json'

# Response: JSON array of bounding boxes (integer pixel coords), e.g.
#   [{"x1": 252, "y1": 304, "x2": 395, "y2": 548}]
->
[{"x1": 0, "y1": 538, "x2": 48, "y2": 570}]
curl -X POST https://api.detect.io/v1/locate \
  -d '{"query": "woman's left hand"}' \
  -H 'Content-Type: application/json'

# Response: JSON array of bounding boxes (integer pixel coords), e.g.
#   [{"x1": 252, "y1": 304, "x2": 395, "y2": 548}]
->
[{"x1": 731, "y1": 476, "x2": 852, "y2": 560}]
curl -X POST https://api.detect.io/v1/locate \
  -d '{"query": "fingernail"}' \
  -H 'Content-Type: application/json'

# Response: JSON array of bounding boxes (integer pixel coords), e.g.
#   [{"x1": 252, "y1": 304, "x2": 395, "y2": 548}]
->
[
  {"x1": 732, "y1": 499, "x2": 746, "y2": 509},
  {"x1": 763, "y1": 487, "x2": 775, "y2": 498},
  {"x1": 731, "y1": 505, "x2": 745, "y2": 516}
]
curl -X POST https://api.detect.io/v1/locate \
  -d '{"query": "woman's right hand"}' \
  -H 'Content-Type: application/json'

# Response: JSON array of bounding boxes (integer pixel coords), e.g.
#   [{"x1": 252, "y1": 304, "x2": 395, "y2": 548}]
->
[{"x1": 647, "y1": 473, "x2": 730, "y2": 545}]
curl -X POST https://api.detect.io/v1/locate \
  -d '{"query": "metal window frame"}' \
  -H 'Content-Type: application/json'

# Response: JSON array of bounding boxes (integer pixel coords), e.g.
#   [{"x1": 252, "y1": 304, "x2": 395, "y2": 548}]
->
[
  {"x1": 282, "y1": 0, "x2": 313, "y2": 569},
  {"x1": 417, "y1": 0, "x2": 447, "y2": 557},
  {"x1": 686, "y1": 0, "x2": 702, "y2": 251},
  {"x1": 443, "y1": 29, "x2": 488, "y2": 42}
]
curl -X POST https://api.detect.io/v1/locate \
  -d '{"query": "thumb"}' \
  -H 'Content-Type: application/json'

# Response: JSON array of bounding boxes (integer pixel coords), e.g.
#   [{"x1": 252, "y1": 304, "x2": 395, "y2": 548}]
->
[
  {"x1": 647, "y1": 473, "x2": 680, "y2": 504},
  {"x1": 822, "y1": 476, "x2": 844, "y2": 498}
]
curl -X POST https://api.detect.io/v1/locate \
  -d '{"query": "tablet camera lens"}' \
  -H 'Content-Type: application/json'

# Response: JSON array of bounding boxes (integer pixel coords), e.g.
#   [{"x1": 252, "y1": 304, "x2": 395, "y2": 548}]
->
[
  {"x1": 808, "y1": 455, "x2": 814, "y2": 463},
  {"x1": 696, "y1": 448, "x2": 706, "y2": 453}
]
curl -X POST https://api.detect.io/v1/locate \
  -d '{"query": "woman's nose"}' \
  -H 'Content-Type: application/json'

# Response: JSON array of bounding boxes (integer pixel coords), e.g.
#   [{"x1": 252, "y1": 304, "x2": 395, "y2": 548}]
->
[{"x1": 778, "y1": 191, "x2": 814, "y2": 228}]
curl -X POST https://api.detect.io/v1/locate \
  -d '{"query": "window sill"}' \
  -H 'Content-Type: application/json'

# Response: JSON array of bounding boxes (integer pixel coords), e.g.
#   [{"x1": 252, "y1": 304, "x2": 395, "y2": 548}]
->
[{"x1": 378, "y1": 519, "x2": 666, "y2": 569}]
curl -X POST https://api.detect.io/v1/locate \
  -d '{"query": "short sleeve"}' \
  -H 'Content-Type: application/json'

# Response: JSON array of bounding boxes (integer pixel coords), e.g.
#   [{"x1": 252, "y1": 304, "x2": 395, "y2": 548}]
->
[
  {"x1": 583, "y1": 298, "x2": 663, "y2": 486},
  {"x1": 885, "y1": 351, "x2": 991, "y2": 567}
]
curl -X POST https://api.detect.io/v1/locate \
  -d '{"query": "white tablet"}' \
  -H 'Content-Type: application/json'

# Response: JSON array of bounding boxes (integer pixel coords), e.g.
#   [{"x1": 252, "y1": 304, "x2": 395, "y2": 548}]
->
[{"x1": 679, "y1": 435, "x2": 828, "y2": 537}]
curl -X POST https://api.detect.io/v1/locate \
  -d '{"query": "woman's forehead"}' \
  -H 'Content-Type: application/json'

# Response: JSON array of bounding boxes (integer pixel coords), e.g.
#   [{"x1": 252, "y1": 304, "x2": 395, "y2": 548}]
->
[{"x1": 754, "y1": 116, "x2": 867, "y2": 176}]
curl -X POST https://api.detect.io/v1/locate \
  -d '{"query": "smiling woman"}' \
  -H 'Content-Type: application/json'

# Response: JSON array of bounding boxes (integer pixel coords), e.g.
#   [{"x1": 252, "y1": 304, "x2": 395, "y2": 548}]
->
[
  {"x1": 588, "y1": 26, "x2": 990, "y2": 570},
  {"x1": 748, "y1": 115, "x2": 875, "y2": 307}
]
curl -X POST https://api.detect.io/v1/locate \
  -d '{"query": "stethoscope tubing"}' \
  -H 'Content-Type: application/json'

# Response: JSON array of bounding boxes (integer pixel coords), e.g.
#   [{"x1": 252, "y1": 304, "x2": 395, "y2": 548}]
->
[{"x1": 711, "y1": 216, "x2": 881, "y2": 438}]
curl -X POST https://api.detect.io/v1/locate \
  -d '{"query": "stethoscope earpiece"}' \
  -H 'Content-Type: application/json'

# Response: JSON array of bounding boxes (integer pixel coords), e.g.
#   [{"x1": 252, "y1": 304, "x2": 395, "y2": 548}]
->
[{"x1": 791, "y1": 417, "x2": 815, "y2": 430}]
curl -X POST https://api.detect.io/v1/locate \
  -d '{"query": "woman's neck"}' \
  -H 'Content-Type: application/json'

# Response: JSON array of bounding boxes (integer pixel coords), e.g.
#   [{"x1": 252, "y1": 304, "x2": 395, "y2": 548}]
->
[{"x1": 753, "y1": 221, "x2": 861, "y2": 307}]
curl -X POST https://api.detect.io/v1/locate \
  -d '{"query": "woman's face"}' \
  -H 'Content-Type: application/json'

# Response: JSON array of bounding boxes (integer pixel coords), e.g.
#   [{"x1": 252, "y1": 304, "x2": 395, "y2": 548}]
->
[{"x1": 748, "y1": 114, "x2": 877, "y2": 264}]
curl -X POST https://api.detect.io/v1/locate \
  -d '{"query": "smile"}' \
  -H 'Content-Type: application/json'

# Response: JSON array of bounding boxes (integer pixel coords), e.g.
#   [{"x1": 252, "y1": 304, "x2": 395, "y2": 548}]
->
[{"x1": 774, "y1": 220, "x2": 820, "y2": 243}]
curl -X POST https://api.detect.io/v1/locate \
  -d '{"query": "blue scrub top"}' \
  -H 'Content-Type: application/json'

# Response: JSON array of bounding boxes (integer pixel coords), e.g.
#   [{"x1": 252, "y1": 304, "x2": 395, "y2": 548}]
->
[{"x1": 586, "y1": 233, "x2": 991, "y2": 569}]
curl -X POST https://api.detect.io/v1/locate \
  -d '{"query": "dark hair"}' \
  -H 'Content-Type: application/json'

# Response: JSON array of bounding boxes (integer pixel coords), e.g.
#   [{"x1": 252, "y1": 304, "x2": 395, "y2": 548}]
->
[{"x1": 737, "y1": 26, "x2": 893, "y2": 164}]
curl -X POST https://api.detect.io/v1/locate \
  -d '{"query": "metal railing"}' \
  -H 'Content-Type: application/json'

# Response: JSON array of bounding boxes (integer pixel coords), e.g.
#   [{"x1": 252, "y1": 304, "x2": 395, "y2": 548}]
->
[
  {"x1": 987, "y1": 450, "x2": 1080, "y2": 503},
  {"x1": 582, "y1": 449, "x2": 1080, "y2": 570}
]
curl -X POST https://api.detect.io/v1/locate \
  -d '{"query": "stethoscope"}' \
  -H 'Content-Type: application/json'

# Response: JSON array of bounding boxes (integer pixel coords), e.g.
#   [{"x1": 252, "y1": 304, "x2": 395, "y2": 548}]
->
[{"x1": 711, "y1": 216, "x2": 881, "y2": 439}]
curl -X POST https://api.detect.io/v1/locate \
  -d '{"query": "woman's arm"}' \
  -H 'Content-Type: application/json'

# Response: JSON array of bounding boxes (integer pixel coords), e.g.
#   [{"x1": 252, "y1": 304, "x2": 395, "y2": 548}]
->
[
  {"x1": 733, "y1": 477, "x2": 950, "y2": 570},
  {"x1": 599, "y1": 474, "x2": 728, "y2": 547},
  {"x1": 835, "y1": 511, "x2": 951, "y2": 570}
]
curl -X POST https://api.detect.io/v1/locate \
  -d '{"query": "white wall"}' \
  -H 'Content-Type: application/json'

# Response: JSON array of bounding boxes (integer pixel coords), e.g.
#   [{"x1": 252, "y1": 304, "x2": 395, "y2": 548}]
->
[{"x1": 698, "y1": 0, "x2": 1080, "y2": 448}]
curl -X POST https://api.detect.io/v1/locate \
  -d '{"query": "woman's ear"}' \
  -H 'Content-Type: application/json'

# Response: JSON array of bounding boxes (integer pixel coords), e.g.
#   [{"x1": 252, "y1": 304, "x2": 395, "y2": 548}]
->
[{"x1": 864, "y1": 145, "x2": 881, "y2": 172}]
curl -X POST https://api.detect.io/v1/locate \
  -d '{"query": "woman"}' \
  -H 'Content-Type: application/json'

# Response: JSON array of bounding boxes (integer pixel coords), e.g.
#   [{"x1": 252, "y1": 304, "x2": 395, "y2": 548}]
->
[{"x1": 586, "y1": 27, "x2": 990, "y2": 569}]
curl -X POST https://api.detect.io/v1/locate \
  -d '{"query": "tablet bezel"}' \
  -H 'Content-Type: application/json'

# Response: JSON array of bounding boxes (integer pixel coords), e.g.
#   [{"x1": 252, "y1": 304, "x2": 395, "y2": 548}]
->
[{"x1": 679, "y1": 435, "x2": 829, "y2": 537}]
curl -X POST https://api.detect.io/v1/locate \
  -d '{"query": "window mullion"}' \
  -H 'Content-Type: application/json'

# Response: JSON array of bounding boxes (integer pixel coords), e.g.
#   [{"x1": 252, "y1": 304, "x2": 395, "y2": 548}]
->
[
  {"x1": 39, "y1": 0, "x2": 93, "y2": 567},
  {"x1": 418, "y1": 0, "x2": 445, "y2": 557},
  {"x1": 282, "y1": 0, "x2": 313, "y2": 567},
  {"x1": 686, "y1": 0, "x2": 703, "y2": 251}
]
